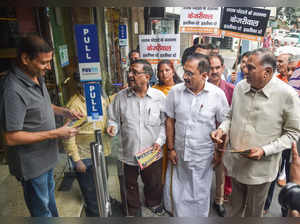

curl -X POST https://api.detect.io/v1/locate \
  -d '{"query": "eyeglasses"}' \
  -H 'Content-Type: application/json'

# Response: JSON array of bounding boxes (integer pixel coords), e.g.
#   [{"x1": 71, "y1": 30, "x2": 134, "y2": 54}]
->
[
  {"x1": 128, "y1": 69, "x2": 145, "y2": 76},
  {"x1": 184, "y1": 70, "x2": 195, "y2": 77}
]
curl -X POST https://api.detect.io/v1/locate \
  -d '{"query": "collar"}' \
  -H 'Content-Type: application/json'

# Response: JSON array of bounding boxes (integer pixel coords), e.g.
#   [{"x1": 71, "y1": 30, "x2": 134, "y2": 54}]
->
[
  {"x1": 242, "y1": 76, "x2": 275, "y2": 98},
  {"x1": 127, "y1": 86, "x2": 155, "y2": 98},
  {"x1": 184, "y1": 81, "x2": 210, "y2": 95},
  {"x1": 13, "y1": 65, "x2": 42, "y2": 88}
]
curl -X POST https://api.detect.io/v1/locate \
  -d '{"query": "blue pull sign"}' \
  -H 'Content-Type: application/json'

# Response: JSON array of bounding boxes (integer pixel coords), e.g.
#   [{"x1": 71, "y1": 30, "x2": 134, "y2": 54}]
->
[{"x1": 83, "y1": 82, "x2": 103, "y2": 121}]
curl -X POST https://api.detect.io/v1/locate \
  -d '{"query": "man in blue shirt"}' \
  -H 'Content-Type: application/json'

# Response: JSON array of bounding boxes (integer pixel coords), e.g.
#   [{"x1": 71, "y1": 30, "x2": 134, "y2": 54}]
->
[{"x1": 227, "y1": 51, "x2": 251, "y2": 85}]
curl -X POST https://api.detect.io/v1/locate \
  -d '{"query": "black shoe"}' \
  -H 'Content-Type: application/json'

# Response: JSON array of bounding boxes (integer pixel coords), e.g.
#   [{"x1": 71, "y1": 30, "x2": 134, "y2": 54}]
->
[
  {"x1": 213, "y1": 202, "x2": 226, "y2": 217},
  {"x1": 148, "y1": 205, "x2": 165, "y2": 216}
]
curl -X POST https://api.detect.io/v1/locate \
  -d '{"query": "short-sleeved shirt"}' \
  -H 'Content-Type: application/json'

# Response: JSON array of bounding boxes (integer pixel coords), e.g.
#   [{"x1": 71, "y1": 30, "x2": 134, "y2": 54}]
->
[{"x1": 3, "y1": 66, "x2": 58, "y2": 181}]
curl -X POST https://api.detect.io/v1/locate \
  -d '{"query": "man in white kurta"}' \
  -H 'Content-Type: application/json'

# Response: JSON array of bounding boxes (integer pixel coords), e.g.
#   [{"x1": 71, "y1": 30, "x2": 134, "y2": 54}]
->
[{"x1": 164, "y1": 54, "x2": 229, "y2": 217}]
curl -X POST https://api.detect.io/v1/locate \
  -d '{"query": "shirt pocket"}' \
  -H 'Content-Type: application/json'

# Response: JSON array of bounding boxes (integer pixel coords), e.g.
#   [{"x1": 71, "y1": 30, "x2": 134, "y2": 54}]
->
[
  {"x1": 255, "y1": 112, "x2": 282, "y2": 136},
  {"x1": 195, "y1": 105, "x2": 215, "y2": 125},
  {"x1": 24, "y1": 106, "x2": 42, "y2": 126},
  {"x1": 145, "y1": 102, "x2": 161, "y2": 126}
]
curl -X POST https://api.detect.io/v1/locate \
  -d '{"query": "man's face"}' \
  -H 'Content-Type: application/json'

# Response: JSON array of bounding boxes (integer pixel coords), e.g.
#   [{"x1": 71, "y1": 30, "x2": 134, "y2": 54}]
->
[
  {"x1": 246, "y1": 54, "x2": 269, "y2": 89},
  {"x1": 277, "y1": 54, "x2": 289, "y2": 76},
  {"x1": 208, "y1": 57, "x2": 224, "y2": 85},
  {"x1": 194, "y1": 47, "x2": 209, "y2": 55},
  {"x1": 240, "y1": 55, "x2": 249, "y2": 75},
  {"x1": 183, "y1": 59, "x2": 207, "y2": 93},
  {"x1": 130, "y1": 52, "x2": 140, "y2": 63},
  {"x1": 128, "y1": 63, "x2": 150, "y2": 91},
  {"x1": 287, "y1": 61, "x2": 298, "y2": 79},
  {"x1": 23, "y1": 52, "x2": 53, "y2": 77}
]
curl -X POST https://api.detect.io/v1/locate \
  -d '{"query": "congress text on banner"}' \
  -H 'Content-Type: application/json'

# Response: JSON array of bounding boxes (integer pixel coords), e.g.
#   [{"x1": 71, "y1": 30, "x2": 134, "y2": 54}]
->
[
  {"x1": 179, "y1": 7, "x2": 221, "y2": 34},
  {"x1": 220, "y1": 7, "x2": 271, "y2": 41},
  {"x1": 139, "y1": 34, "x2": 180, "y2": 64}
]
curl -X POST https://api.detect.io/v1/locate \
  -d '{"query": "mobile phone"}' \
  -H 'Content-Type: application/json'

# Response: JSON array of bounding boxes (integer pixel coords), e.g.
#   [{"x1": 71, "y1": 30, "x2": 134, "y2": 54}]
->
[{"x1": 68, "y1": 118, "x2": 88, "y2": 128}]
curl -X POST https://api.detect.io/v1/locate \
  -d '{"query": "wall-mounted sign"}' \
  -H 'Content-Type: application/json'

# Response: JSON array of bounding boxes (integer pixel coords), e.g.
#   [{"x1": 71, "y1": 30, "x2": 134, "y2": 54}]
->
[
  {"x1": 58, "y1": 44, "x2": 69, "y2": 67},
  {"x1": 83, "y1": 82, "x2": 103, "y2": 122},
  {"x1": 75, "y1": 24, "x2": 101, "y2": 81},
  {"x1": 119, "y1": 24, "x2": 128, "y2": 46}
]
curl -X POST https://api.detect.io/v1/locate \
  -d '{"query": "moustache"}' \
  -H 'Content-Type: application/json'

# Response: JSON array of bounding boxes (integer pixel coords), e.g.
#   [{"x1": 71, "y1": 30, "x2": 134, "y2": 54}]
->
[
  {"x1": 128, "y1": 77, "x2": 135, "y2": 82},
  {"x1": 211, "y1": 73, "x2": 218, "y2": 77},
  {"x1": 184, "y1": 79, "x2": 190, "y2": 84}
]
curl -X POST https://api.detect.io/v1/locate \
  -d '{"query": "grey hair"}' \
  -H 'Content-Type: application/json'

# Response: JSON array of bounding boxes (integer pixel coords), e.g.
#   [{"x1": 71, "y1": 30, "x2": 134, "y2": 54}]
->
[{"x1": 250, "y1": 48, "x2": 277, "y2": 71}]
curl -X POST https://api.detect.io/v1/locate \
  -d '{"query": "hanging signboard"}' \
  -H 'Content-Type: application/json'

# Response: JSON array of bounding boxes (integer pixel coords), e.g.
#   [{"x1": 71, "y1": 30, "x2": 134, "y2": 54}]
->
[
  {"x1": 83, "y1": 82, "x2": 103, "y2": 122},
  {"x1": 179, "y1": 7, "x2": 221, "y2": 35},
  {"x1": 220, "y1": 7, "x2": 271, "y2": 42},
  {"x1": 75, "y1": 24, "x2": 101, "y2": 81},
  {"x1": 139, "y1": 34, "x2": 180, "y2": 64}
]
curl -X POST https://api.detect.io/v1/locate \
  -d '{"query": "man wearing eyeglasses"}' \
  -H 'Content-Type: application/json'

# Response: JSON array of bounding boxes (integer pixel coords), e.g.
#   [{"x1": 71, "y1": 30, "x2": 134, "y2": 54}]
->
[
  {"x1": 163, "y1": 54, "x2": 229, "y2": 217},
  {"x1": 107, "y1": 59, "x2": 166, "y2": 217}
]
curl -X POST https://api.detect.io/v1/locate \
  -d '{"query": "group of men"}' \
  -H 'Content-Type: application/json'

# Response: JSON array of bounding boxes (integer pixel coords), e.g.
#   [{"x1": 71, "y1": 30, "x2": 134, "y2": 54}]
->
[
  {"x1": 109, "y1": 41, "x2": 300, "y2": 218},
  {"x1": 1, "y1": 35, "x2": 300, "y2": 218}
]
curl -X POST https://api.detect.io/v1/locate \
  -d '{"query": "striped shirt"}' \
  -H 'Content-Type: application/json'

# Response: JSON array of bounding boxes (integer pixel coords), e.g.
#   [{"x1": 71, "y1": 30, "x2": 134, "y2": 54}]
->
[{"x1": 288, "y1": 67, "x2": 300, "y2": 97}]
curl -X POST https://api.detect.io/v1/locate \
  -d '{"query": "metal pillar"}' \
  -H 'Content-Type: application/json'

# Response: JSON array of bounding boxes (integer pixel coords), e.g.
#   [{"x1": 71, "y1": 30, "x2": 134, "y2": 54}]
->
[{"x1": 90, "y1": 130, "x2": 111, "y2": 217}]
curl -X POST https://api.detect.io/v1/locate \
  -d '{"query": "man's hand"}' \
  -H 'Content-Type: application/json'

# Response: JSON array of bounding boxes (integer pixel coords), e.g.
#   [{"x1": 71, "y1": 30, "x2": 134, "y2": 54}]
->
[
  {"x1": 231, "y1": 72, "x2": 237, "y2": 83},
  {"x1": 107, "y1": 126, "x2": 116, "y2": 137},
  {"x1": 153, "y1": 143, "x2": 161, "y2": 152},
  {"x1": 244, "y1": 147, "x2": 265, "y2": 160},
  {"x1": 56, "y1": 121, "x2": 78, "y2": 138},
  {"x1": 290, "y1": 142, "x2": 300, "y2": 185},
  {"x1": 75, "y1": 160, "x2": 87, "y2": 173},
  {"x1": 290, "y1": 210, "x2": 300, "y2": 217},
  {"x1": 168, "y1": 150, "x2": 178, "y2": 165},
  {"x1": 210, "y1": 129, "x2": 225, "y2": 145},
  {"x1": 64, "y1": 109, "x2": 84, "y2": 120}
]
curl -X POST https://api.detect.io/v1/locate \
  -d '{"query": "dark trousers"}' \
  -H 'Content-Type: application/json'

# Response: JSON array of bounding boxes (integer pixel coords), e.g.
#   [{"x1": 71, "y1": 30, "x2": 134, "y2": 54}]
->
[
  {"x1": 123, "y1": 159, "x2": 163, "y2": 216},
  {"x1": 264, "y1": 149, "x2": 291, "y2": 213},
  {"x1": 73, "y1": 159, "x2": 99, "y2": 217}
]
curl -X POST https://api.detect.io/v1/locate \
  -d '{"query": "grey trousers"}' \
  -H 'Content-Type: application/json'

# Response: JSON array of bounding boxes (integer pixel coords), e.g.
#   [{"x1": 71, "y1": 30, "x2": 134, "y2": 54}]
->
[{"x1": 230, "y1": 178, "x2": 271, "y2": 217}]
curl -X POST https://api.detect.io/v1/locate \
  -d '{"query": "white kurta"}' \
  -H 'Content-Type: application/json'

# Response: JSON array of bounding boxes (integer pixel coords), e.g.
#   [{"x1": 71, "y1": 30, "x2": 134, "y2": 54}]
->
[{"x1": 163, "y1": 83, "x2": 229, "y2": 217}]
